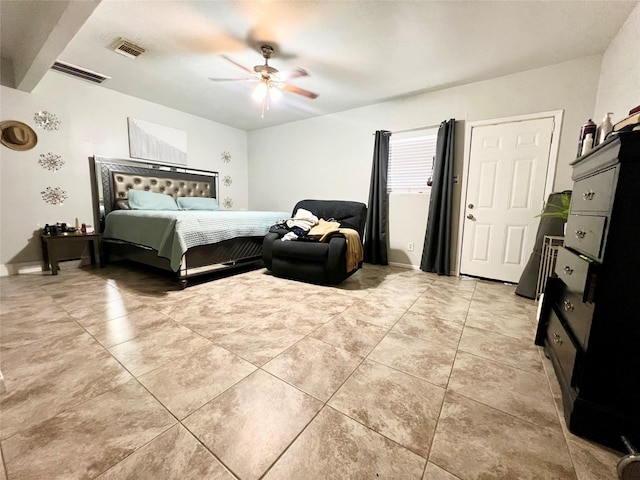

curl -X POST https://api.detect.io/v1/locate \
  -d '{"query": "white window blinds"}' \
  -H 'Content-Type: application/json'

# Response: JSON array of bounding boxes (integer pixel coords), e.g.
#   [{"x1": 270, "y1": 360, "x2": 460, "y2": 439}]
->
[{"x1": 387, "y1": 129, "x2": 438, "y2": 193}]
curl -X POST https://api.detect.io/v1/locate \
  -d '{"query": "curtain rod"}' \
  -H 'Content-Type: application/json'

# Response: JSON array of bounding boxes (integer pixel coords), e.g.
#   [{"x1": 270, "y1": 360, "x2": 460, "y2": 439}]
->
[{"x1": 373, "y1": 123, "x2": 443, "y2": 135}]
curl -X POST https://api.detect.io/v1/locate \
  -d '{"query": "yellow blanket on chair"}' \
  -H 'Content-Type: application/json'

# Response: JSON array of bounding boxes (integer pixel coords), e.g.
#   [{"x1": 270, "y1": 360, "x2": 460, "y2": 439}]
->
[{"x1": 308, "y1": 220, "x2": 363, "y2": 272}]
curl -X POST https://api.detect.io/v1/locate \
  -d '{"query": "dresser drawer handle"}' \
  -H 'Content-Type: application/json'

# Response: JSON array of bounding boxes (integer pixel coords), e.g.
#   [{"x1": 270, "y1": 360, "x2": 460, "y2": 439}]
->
[
  {"x1": 575, "y1": 230, "x2": 586, "y2": 239},
  {"x1": 563, "y1": 299, "x2": 574, "y2": 312},
  {"x1": 582, "y1": 190, "x2": 595, "y2": 200},
  {"x1": 553, "y1": 333, "x2": 563, "y2": 345},
  {"x1": 563, "y1": 266, "x2": 574, "y2": 275}
]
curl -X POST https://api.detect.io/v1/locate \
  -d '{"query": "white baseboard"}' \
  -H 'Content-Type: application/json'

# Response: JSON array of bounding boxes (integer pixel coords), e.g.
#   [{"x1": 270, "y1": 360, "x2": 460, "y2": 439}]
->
[
  {"x1": 0, "y1": 262, "x2": 43, "y2": 276},
  {"x1": 1, "y1": 257, "x2": 90, "y2": 276},
  {"x1": 388, "y1": 261, "x2": 420, "y2": 270}
]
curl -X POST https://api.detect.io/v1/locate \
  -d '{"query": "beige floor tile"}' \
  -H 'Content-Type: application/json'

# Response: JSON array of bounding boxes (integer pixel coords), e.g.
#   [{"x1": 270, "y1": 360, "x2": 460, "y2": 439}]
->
[
  {"x1": 172, "y1": 308, "x2": 261, "y2": 340},
  {"x1": 429, "y1": 392, "x2": 576, "y2": 480},
  {"x1": 0, "y1": 331, "x2": 132, "y2": 440},
  {"x1": 138, "y1": 344, "x2": 256, "y2": 419},
  {"x1": 66, "y1": 296, "x2": 148, "y2": 327},
  {"x1": 364, "y1": 289, "x2": 422, "y2": 310},
  {"x1": 0, "y1": 310, "x2": 85, "y2": 350},
  {"x1": 368, "y1": 331, "x2": 456, "y2": 387},
  {"x1": 263, "y1": 336, "x2": 363, "y2": 401},
  {"x1": 263, "y1": 406, "x2": 425, "y2": 479},
  {"x1": 566, "y1": 437, "x2": 620, "y2": 480},
  {"x1": 423, "y1": 462, "x2": 462, "y2": 480},
  {"x1": 183, "y1": 370, "x2": 322, "y2": 480},
  {"x1": 214, "y1": 323, "x2": 305, "y2": 366},
  {"x1": 251, "y1": 310, "x2": 330, "y2": 335},
  {"x1": 95, "y1": 424, "x2": 234, "y2": 479},
  {"x1": 448, "y1": 351, "x2": 561, "y2": 431},
  {"x1": 310, "y1": 315, "x2": 389, "y2": 356},
  {"x1": 277, "y1": 290, "x2": 357, "y2": 320},
  {"x1": 458, "y1": 325, "x2": 544, "y2": 374},
  {"x1": 339, "y1": 297, "x2": 408, "y2": 328},
  {"x1": 0, "y1": 448, "x2": 5, "y2": 480},
  {"x1": 427, "y1": 283, "x2": 476, "y2": 301},
  {"x1": 108, "y1": 323, "x2": 212, "y2": 376},
  {"x1": 393, "y1": 310, "x2": 463, "y2": 348},
  {"x1": 85, "y1": 306, "x2": 174, "y2": 347},
  {"x1": 465, "y1": 299, "x2": 535, "y2": 340},
  {"x1": 0, "y1": 265, "x2": 621, "y2": 479},
  {"x1": 409, "y1": 296, "x2": 470, "y2": 324},
  {"x1": 329, "y1": 359, "x2": 445, "y2": 458},
  {"x1": 1, "y1": 379, "x2": 176, "y2": 480},
  {"x1": 0, "y1": 300, "x2": 67, "y2": 323}
]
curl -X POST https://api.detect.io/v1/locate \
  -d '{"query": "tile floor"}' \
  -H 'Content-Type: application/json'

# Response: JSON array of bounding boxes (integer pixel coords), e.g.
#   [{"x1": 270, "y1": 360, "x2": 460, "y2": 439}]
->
[{"x1": 0, "y1": 262, "x2": 623, "y2": 479}]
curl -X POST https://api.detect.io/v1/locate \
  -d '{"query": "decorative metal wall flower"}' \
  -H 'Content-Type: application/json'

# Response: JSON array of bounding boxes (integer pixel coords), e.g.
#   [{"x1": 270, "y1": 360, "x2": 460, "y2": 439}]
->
[
  {"x1": 221, "y1": 151, "x2": 231, "y2": 163},
  {"x1": 222, "y1": 175, "x2": 232, "y2": 186},
  {"x1": 222, "y1": 197, "x2": 233, "y2": 209},
  {"x1": 38, "y1": 152, "x2": 65, "y2": 171},
  {"x1": 41, "y1": 186, "x2": 68, "y2": 205},
  {"x1": 34, "y1": 111, "x2": 61, "y2": 131}
]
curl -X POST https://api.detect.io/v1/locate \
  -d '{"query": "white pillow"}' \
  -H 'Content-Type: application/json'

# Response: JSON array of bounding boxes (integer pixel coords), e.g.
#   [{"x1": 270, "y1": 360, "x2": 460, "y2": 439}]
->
[
  {"x1": 177, "y1": 197, "x2": 220, "y2": 210},
  {"x1": 127, "y1": 189, "x2": 178, "y2": 210}
]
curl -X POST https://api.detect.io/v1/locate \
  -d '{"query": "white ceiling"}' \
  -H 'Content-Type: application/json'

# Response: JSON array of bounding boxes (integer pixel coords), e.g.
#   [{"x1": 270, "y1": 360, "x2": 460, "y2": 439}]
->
[{"x1": 1, "y1": 1, "x2": 636, "y2": 131}]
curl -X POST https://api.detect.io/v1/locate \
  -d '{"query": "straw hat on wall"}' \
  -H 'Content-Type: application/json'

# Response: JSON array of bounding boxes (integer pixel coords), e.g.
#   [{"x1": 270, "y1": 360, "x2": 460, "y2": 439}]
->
[{"x1": 0, "y1": 120, "x2": 38, "y2": 151}]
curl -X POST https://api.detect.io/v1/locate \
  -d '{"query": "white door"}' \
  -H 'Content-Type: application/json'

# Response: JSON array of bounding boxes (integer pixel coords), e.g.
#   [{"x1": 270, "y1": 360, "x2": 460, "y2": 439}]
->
[{"x1": 460, "y1": 117, "x2": 554, "y2": 283}]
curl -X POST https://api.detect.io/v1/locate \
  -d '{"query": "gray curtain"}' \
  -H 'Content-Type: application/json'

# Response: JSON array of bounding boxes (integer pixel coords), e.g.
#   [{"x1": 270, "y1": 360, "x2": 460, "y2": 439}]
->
[
  {"x1": 421, "y1": 119, "x2": 455, "y2": 275},
  {"x1": 364, "y1": 130, "x2": 390, "y2": 265}
]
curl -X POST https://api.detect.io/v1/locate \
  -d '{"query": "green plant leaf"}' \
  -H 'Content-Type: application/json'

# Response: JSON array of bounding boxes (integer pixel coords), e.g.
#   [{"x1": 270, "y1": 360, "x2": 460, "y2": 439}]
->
[{"x1": 536, "y1": 193, "x2": 571, "y2": 220}]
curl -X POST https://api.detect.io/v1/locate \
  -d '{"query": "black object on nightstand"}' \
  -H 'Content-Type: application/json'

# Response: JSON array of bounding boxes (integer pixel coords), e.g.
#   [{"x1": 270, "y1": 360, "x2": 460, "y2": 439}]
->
[
  {"x1": 535, "y1": 131, "x2": 640, "y2": 452},
  {"x1": 40, "y1": 231, "x2": 104, "y2": 275}
]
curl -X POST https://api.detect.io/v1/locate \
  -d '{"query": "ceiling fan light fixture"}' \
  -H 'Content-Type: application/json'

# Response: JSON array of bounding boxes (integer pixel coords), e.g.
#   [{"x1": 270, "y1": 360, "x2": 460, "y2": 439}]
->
[{"x1": 252, "y1": 81, "x2": 268, "y2": 102}]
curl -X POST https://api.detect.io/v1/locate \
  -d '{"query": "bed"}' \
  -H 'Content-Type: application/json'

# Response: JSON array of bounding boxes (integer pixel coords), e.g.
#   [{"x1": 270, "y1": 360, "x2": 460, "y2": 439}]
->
[{"x1": 90, "y1": 156, "x2": 288, "y2": 287}]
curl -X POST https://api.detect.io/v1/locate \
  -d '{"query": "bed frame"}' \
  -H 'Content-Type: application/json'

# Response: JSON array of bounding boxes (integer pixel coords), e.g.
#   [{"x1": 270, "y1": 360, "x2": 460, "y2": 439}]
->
[{"x1": 90, "y1": 155, "x2": 264, "y2": 287}]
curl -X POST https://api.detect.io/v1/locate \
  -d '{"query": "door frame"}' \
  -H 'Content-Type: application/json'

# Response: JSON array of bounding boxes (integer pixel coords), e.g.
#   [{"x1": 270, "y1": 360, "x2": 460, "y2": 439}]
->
[{"x1": 455, "y1": 110, "x2": 564, "y2": 277}]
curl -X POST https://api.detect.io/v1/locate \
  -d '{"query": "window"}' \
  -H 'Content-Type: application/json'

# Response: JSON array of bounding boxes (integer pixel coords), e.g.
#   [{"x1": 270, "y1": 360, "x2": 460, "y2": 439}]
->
[{"x1": 387, "y1": 128, "x2": 438, "y2": 193}]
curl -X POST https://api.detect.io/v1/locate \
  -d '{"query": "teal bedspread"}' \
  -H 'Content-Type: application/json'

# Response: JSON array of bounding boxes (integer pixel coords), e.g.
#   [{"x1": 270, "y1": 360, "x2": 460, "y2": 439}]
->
[{"x1": 103, "y1": 210, "x2": 288, "y2": 271}]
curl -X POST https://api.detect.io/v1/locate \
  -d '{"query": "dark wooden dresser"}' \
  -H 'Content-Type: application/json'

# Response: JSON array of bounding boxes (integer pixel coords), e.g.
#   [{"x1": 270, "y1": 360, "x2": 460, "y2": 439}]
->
[{"x1": 535, "y1": 130, "x2": 640, "y2": 451}]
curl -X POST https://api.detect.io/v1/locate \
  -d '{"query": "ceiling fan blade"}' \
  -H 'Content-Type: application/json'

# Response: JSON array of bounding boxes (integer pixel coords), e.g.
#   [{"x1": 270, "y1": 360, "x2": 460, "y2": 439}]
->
[
  {"x1": 221, "y1": 55, "x2": 253, "y2": 74},
  {"x1": 208, "y1": 77, "x2": 253, "y2": 82},
  {"x1": 282, "y1": 83, "x2": 318, "y2": 99},
  {"x1": 277, "y1": 68, "x2": 309, "y2": 80}
]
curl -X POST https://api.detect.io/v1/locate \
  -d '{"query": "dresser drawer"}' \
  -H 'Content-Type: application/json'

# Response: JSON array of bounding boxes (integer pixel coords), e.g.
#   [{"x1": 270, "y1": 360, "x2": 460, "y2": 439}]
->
[
  {"x1": 546, "y1": 310, "x2": 578, "y2": 387},
  {"x1": 571, "y1": 167, "x2": 616, "y2": 214},
  {"x1": 555, "y1": 247, "x2": 596, "y2": 300},
  {"x1": 564, "y1": 214, "x2": 606, "y2": 259},
  {"x1": 555, "y1": 289, "x2": 593, "y2": 349}
]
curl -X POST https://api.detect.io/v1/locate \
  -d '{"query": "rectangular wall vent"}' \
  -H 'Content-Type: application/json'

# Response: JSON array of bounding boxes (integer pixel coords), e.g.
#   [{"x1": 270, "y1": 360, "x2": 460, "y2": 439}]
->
[
  {"x1": 113, "y1": 38, "x2": 146, "y2": 59},
  {"x1": 50, "y1": 61, "x2": 110, "y2": 84}
]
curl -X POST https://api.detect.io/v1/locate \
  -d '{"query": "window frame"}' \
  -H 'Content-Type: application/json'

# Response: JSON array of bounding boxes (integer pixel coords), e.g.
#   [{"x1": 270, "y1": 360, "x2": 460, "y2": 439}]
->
[{"x1": 387, "y1": 127, "x2": 438, "y2": 194}]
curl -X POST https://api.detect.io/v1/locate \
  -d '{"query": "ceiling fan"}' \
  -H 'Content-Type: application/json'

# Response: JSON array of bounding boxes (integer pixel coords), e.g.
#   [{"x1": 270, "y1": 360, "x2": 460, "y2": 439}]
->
[{"x1": 209, "y1": 45, "x2": 318, "y2": 117}]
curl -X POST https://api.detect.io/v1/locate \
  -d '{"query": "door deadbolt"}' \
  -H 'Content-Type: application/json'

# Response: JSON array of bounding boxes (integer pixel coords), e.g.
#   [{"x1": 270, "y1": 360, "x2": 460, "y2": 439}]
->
[{"x1": 468, "y1": 204, "x2": 475, "y2": 209}]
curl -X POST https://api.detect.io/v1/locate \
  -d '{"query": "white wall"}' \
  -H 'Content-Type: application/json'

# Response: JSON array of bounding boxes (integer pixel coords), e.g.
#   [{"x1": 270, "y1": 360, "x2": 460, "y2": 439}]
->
[
  {"x1": 248, "y1": 56, "x2": 602, "y2": 267},
  {"x1": 0, "y1": 71, "x2": 247, "y2": 274},
  {"x1": 594, "y1": 2, "x2": 640, "y2": 125}
]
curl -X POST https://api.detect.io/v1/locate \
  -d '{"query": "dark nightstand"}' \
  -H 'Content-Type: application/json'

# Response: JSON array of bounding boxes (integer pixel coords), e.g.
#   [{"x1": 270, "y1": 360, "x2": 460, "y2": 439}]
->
[{"x1": 40, "y1": 232, "x2": 104, "y2": 275}]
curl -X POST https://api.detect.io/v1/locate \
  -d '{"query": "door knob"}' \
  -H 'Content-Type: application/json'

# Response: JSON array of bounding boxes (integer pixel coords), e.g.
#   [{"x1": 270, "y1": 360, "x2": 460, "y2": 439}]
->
[{"x1": 467, "y1": 214, "x2": 475, "y2": 220}]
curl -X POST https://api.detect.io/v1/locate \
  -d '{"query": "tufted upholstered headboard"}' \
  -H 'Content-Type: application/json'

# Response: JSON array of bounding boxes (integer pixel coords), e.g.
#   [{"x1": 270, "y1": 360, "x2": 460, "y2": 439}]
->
[{"x1": 90, "y1": 155, "x2": 218, "y2": 232}]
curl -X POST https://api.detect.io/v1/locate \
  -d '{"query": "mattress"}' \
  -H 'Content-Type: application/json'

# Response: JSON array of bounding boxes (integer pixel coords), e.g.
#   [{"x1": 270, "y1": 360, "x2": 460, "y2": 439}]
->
[{"x1": 103, "y1": 209, "x2": 289, "y2": 271}]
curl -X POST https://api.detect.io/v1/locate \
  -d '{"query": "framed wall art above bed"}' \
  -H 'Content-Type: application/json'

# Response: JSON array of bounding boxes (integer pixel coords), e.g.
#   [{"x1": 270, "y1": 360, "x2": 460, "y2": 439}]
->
[{"x1": 89, "y1": 156, "x2": 289, "y2": 287}]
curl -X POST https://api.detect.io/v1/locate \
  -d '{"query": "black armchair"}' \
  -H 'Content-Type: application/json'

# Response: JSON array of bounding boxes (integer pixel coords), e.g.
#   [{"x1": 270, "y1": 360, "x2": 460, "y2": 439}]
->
[{"x1": 262, "y1": 199, "x2": 367, "y2": 285}]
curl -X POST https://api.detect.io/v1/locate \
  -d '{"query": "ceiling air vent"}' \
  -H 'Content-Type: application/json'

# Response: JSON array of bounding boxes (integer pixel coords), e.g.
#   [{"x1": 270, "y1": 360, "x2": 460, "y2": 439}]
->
[
  {"x1": 113, "y1": 38, "x2": 146, "y2": 59},
  {"x1": 50, "y1": 61, "x2": 110, "y2": 84}
]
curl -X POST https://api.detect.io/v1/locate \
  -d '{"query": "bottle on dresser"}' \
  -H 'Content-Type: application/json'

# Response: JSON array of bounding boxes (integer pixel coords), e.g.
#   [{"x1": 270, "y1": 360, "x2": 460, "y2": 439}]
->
[
  {"x1": 581, "y1": 133, "x2": 594, "y2": 156},
  {"x1": 595, "y1": 112, "x2": 613, "y2": 145},
  {"x1": 577, "y1": 119, "x2": 596, "y2": 157}
]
